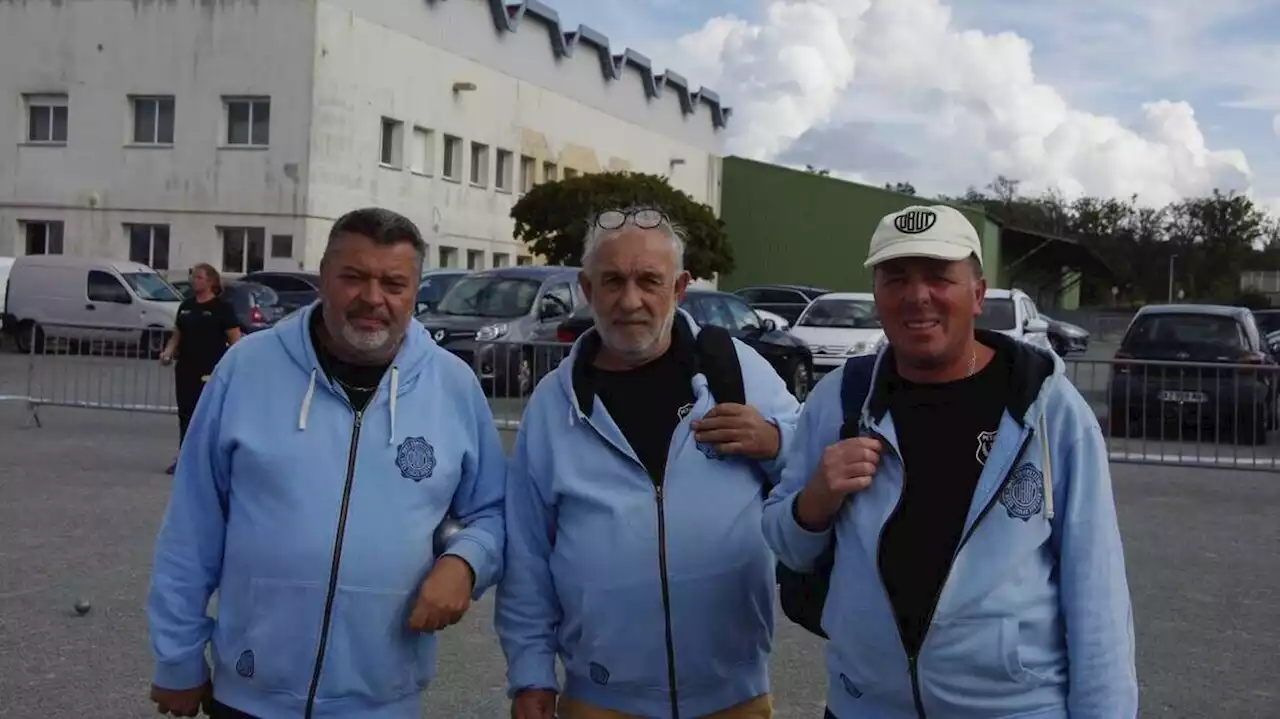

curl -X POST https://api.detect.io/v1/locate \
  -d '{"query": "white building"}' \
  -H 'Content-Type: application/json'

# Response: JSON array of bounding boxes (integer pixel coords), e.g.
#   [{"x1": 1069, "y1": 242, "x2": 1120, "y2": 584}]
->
[{"x1": 0, "y1": 0, "x2": 730, "y2": 278}]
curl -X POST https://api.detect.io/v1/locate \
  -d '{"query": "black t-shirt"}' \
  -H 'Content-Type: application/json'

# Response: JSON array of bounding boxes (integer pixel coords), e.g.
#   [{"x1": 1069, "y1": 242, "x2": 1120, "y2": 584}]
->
[
  {"x1": 308, "y1": 308, "x2": 389, "y2": 412},
  {"x1": 175, "y1": 296, "x2": 237, "y2": 374},
  {"x1": 592, "y1": 343, "x2": 696, "y2": 486},
  {"x1": 878, "y1": 341, "x2": 1012, "y2": 657}
]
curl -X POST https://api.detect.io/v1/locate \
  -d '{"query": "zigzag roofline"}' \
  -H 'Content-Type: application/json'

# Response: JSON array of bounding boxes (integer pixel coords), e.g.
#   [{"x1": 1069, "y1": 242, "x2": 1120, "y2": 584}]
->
[{"x1": 477, "y1": 0, "x2": 731, "y2": 130}]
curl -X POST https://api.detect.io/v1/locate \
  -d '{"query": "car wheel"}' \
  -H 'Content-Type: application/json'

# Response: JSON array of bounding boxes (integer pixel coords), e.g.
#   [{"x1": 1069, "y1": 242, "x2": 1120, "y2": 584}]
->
[
  {"x1": 517, "y1": 353, "x2": 534, "y2": 397},
  {"x1": 787, "y1": 359, "x2": 812, "y2": 402},
  {"x1": 14, "y1": 322, "x2": 43, "y2": 355},
  {"x1": 142, "y1": 328, "x2": 168, "y2": 359}
]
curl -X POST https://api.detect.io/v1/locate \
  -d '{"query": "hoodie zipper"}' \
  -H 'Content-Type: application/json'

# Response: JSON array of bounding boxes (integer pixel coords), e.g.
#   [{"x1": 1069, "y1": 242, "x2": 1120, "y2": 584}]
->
[
  {"x1": 303, "y1": 407, "x2": 364, "y2": 719},
  {"x1": 578, "y1": 415, "x2": 681, "y2": 718},
  {"x1": 875, "y1": 428, "x2": 1036, "y2": 719}
]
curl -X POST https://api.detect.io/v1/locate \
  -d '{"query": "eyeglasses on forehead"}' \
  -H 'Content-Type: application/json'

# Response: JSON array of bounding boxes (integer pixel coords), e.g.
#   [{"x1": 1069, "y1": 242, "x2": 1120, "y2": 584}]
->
[{"x1": 596, "y1": 208, "x2": 667, "y2": 230}]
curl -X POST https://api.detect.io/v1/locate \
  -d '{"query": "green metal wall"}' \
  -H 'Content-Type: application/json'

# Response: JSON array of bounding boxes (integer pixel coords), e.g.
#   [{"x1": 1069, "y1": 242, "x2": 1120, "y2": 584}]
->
[{"x1": 719, "y1": 156, "x2": 1002, "y2": 291}]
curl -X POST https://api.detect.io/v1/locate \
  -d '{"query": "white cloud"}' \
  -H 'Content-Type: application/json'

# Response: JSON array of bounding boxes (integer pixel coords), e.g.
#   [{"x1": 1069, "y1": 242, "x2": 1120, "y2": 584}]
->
[{"x1": 675, "y1": 0, "x2": 1259, "y2": 207}]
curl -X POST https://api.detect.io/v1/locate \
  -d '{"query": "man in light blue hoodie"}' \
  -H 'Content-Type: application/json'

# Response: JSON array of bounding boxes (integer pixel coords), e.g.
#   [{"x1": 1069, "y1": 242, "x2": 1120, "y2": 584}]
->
[
  {"x1": 146, "y1": 207, "x2": 506, "y2": 719},
  {"x1": 764, "y1": 205, "x2": 1138, "y2": 718},
  {"x1": 495, "y1": 207, "x2": 801, "y2": 719}
]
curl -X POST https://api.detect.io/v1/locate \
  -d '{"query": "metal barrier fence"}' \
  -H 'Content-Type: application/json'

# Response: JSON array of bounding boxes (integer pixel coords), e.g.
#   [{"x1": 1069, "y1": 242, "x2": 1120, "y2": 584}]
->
[{"x1": 9, "y1": 329, "x2": 1279, "y2": 471}]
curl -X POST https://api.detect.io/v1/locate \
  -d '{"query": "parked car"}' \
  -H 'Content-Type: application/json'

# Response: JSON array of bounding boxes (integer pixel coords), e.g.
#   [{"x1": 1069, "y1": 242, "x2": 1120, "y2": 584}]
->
[
  {"x1": 555, "y1": 290, "x2": 816, "y2": 400},
  {"x1": 416, "y1": 268, "x2": 471, "y2": 314},
  {"x1": 221, "y1": 281, "x2": 289, "y2": 334},
  {"x1": 1253, "y1": 309, "x2": 1280, "y2": 336},
  {"x1": 787, "y1": 292, "x2": 885, "y2": 378},
  {"x1": 975, "y1": 288, "x2": 1052, "y2": 351},
  {"x1": 754, "y1": 308, "x2": 791, "y2": 332},
  {"x1": 1268, "y1": 329, "x2": 1280, "y2": 356},
  {"x1": 239, "y1": 271, "x2": 321, "y2": 312},
  {"x1": 2, "y1": 255, "x2": 181, "y2": 356},
  {"x1": 169, "y1": 278, "x2": 194, "y2": 299},
  {"x1": 732, "y1": 284, "x2": 830, "y2": 325},
  {"x1": 417, "y1": 265, "x2": 584, "y2": 396},
  {"x1": 1040, "y1": 313, "x2": 1091, "y2": 356},
  {"x1": 1109, "y1": 304, "x2": 1277, "y2": 445}
]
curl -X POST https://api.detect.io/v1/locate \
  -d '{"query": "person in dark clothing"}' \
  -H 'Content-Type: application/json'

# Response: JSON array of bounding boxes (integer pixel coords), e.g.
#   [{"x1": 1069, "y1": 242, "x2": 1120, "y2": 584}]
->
[{"x1": 160, "y1": 263, "x2": 240, "y2": 474}]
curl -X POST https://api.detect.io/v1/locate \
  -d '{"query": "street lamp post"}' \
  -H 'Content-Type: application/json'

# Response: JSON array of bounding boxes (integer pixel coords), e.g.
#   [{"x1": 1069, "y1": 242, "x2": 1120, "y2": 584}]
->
[{"x1": 1167, "y1": 253, "x2": 1177, "y2": 303}]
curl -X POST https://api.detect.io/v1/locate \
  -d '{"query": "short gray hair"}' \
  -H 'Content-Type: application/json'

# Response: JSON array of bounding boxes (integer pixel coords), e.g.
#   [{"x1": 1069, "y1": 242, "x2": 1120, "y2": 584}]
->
[{"x1": 581, "y1": 206, "x2": 686, "y2": 275}]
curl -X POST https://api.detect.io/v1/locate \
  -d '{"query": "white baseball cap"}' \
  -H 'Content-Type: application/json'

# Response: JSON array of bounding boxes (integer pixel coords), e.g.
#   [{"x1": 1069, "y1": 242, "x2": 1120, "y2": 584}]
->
[{"x1": 863, "y1": 204, "x2": 984, "y2": 268}]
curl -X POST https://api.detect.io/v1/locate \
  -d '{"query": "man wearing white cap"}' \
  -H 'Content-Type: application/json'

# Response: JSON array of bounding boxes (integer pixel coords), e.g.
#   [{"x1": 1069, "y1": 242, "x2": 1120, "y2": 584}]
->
[{"x1": 763, "y1": 205, "x2": 1137, "y2": 718}]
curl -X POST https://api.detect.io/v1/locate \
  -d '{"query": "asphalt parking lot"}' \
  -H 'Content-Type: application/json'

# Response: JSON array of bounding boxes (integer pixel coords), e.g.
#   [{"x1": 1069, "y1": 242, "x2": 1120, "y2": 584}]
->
[{"x1": 1, "y1": 384, "x2": 1279, "y2": 716}]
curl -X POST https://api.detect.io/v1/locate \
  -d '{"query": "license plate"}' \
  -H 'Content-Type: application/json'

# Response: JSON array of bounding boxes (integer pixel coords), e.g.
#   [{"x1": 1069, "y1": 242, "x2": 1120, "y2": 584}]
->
[{"x1": 1159, "y1": 390, "x2": 1206, "y2": 403}]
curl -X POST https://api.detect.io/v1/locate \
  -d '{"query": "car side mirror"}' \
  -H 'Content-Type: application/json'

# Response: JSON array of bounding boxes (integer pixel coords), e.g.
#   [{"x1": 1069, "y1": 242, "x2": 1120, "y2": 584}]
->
[
  {"x1": 761, "y1": 318, "x2": 777, "y2": 332},
  {"x1": 538, "y1": 299, "x2": 566, "y2": 320},
  {"x1": 1024, "y1": 317, "x2": 1049, "y2": 334}
]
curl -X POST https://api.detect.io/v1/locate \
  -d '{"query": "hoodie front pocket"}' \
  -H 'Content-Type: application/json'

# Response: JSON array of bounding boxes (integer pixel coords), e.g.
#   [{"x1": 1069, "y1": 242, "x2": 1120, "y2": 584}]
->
[
  {"x1": 924, "y1": 616, "x2": 1023, "y2": 704},
  {"x1": 569, "y1": 581, "x2": 671, "y2": 692},
  {"x1": 236, "y1": 579, "x2": 421, "y2": 702}
]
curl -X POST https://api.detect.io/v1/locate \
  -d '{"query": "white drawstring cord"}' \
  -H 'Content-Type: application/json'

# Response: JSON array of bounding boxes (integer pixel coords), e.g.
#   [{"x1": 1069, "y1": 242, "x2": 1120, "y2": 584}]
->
[
  {"x1": 298, "y1": 368, "x2": 316, "y2": 430},
  {"x1": 1039, "y1": 413, "x2": 1055, "y2": 520},
  {"x1": 388, "y1": 366, "x2": 399, "y2": 445}
]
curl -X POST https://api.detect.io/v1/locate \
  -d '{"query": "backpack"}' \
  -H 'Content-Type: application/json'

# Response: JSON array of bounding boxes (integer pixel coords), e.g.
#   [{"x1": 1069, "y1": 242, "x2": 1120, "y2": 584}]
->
[{"x1": 694, "y1": 325, "x2": 878, "y2": 639}]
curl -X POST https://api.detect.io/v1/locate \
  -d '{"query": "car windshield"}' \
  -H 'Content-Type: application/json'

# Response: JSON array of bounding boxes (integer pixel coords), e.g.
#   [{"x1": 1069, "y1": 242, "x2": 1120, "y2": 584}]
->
[
  {"x1": 797, "y1": 299, "x2": 880, "y2": 329},
  {"x1": 121, "y1": 272, "x2": 183, "y2": 302},
  {"x1": 418, "y1": 274, "x2": 465, "y2": 305},
  {"x1": 976, "y1": 298, "x2": 1017, "y2": 330},
  {"x1": 1125, "y1": 314, "x2": 1245, "y2": 350},
  {"x1": 435, "y1": 276, "x2": 542, "y2": 318}
]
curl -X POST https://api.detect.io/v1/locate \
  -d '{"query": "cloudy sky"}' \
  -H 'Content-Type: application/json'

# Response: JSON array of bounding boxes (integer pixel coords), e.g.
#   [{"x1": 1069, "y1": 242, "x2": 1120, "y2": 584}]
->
[{"x1": 544, "y1": 0, "x2": 1279, "y2": 214}]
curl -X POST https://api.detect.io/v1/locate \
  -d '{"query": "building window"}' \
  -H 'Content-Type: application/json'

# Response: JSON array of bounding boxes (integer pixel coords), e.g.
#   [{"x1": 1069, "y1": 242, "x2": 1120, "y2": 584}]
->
[
  {"x1": 466, "y1": 250, "x2": 485, "y2": 270},
  {"x1": 271, "y1": 234, "x2": 293, "y2": 259},
  {"x1": 564, "y1": 168, "x2": 579, "y2": 179},
  {"x1": 495, "y1": 149, "x2": 514, "y2": 192},
  {"x1": 127, "y1": 224, "x2": 171, "y2": 270},
  {"x1": 542, "y1": 161, "x2": 558, "y2": 184},
  {"x1": 442, "y1": 135, "x2": 463, "y2": 181},
  {"x1": 470, "y1": 142, "x2": 489, "y2": 187},
  {"x1": 22, "y1": 221, "x2": 64, "y2": 255},
  {"x1": 131, "y1": 96, "x2": 175, "y2": 145},
  {"x1": 516, "y1": 255, "x2": 533, "y2": 266},
  {"x1": 380, "y1": 117, "x2": 404, "y2": 168},
  {"x1": 519, "y1": 155, "x2": 535, "y2": 193},
  {"x1": 411, "y1": 127, "x2": 435, "y2": 175},
  {"x1": 25, "y1": 94, "x2": 69, "y2": 144},
  {"x1": 438, "y1": 246, "x2": 458, "y2": 268},
  {"x1": 492, "y1": 252, "x2": 511, "y2": 268},
  {"x1": 224, "y1": 97, "x2": 270, "y2": 146},
  {"x1": 220, "y1": 227, "x2": 266, "y2": 273}
]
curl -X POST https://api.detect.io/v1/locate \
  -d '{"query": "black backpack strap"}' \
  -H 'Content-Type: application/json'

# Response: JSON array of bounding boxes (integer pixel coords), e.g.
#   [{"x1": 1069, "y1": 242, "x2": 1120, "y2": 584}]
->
[
  {"x1": 777, "y1": 352, "x2": 880, "y2": 639},
  {"x1": 694, "y1": 324, "x2": 746, "y2": 405}
]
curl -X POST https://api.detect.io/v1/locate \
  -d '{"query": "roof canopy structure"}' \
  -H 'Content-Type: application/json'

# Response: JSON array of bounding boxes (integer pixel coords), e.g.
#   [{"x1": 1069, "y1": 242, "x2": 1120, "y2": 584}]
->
[{"x1": 1000, "y1": 225, "x2": 1115, "y2": 299}]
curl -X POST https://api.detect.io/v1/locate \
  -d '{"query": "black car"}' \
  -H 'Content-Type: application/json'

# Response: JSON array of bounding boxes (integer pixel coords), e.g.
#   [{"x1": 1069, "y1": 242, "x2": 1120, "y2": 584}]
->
[
  {"x1": 1253, "y1": 309, "x2": 1280, "y2": 336},
  {"x1": 239, "y1": 271, "x2": 321, "y2": 312},
  {"x1": 732, "y1": 284, "x2": 830, "y2": 325},
  {"x1": 557, "y1": 289, "x2": 815, "y2": 401},
  {"x1": 417, "y1": 266, "x2": 585, "y2": 396},
  {"x1": 1040, "y1": 313, "x2": 1091, "y2": 356},
  {"x1": 1109, "y1": 304, "x2": 1277, "y2": 445},
  {"x1": 221, "y1": 281, "x2": 289, "y2": 334}
]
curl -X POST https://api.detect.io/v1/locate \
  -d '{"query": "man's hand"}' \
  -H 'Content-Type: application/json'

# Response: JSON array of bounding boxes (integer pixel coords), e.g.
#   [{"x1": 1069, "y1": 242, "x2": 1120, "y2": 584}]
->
[
  {"x1": 511, "y1": 689, "x2": 557, "y2": 719},
  {"x1": 795, "y1": 437, "x2": 882, "y2": 531},
  {"x1": 692, "y1": 403, "x2": 781, "y2": 459},
  {"x1": 159, "y1": 350, "x2": 174, "y2": 366},
  {"x1": 408, "y1": 555, "x2": 475, "y2": 632},
  {"x1": 149, "y1": 682, "x2": 210, "y2": 717}
]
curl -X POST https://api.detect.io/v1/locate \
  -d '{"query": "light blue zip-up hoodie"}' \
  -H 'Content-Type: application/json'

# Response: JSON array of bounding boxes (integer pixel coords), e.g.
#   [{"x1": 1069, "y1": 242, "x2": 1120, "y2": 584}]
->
[
  {"x1": 495, "y1": 311, "x2": 801, "y2": 719},
  {"x1": 763, "y1": 333, "x2": 1138, "y2": 719},
  {"x1": 146, "y1": 304, "x2": 506, "y2": 719}
]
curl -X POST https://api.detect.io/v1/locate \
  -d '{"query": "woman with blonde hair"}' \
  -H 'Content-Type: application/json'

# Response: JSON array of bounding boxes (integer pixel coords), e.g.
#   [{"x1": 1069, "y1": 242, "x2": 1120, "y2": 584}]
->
[{"x1": 159, "y1": 263, "x2": 241, "y2": 474}]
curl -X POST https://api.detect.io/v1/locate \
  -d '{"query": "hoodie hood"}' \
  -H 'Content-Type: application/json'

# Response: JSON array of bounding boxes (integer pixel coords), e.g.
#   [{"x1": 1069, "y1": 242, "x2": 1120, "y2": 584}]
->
[{"x1": 274, "y1": 301, "x2": 442, "y2": 445}]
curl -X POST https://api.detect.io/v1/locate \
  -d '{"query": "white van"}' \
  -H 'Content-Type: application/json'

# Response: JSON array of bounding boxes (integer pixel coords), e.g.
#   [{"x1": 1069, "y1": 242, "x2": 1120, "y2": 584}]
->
[{"x1": 3, "y1": 255, "x2": 183, "y2": 356}]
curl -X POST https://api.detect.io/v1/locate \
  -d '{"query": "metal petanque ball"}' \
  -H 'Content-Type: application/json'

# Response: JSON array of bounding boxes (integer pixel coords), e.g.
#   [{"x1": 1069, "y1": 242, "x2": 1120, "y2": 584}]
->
[{"x1": 73, "y1": 600, "x2": 91, "y2": 616}]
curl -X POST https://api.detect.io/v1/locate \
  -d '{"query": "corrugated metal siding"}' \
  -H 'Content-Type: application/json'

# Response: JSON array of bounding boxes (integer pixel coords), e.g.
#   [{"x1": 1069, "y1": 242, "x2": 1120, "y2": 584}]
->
[{"x1": 719, "y1": 156, "x2": 1000, "y2": 291}]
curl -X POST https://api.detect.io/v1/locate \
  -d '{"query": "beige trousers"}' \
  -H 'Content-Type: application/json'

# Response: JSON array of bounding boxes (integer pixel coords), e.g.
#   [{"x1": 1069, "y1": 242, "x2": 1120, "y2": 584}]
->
[{"x1": 557, "y1": 693, "x2": 773, "y2": 719}]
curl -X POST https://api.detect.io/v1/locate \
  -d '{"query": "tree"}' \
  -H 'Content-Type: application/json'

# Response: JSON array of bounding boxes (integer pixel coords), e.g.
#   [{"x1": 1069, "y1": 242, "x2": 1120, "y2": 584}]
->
[
  {"x1": 805, "y1": 165, "x2": 831, "y2": 176},
  {"x1": 884, "y1": 181, "x2": 917, "y2": 195},
  {"x1": 509, "y1": 171, "x2": 733, "y2": 280}
]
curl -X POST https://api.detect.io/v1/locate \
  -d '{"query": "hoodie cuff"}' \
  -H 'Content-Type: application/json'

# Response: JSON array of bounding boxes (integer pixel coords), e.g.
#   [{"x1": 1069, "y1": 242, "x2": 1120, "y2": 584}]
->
[
  {"x1": 443, "y1": 535, "x2": 496, "y2": 598},
  {"x1": 780, "y1": 491, "x2": 834, "y2": 569},
  {"x1": 152, "y1": 656, "x2": 210, "y2": 691},
  {"x1": 507, "y1": 649, "x2": 560, "y2": 697}
]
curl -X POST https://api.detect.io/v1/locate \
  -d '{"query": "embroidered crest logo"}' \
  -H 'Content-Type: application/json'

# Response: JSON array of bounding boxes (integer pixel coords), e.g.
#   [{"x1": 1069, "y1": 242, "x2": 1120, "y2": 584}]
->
[
  {"x1": 695, "y1": 440, "x2": 726, "y2": 461},
  {"x1": 999, "y1": 462, "x2": 1044, "y2": 521},
  {"x1": 975, "y1": 430, "x2": 997, "y2": 466},
  {"x1": 396, "y1": 436, "x2": 437, "y2": 482},
  {"x1": 235, "y1": 649, "x2": 255, "y2": 678}
]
